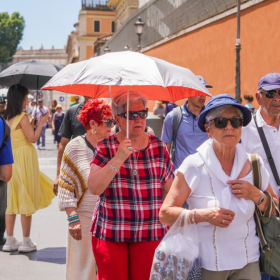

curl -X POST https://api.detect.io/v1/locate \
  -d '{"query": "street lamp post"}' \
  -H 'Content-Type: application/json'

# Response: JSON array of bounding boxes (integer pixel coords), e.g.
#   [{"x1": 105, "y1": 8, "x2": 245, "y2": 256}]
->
[
  {"x1": 104, "y1": 46, "x2": 111, "y2": 54},
  {"x1": 134, "y1": 17, "x2": 145, "y2": 52},
  {"x1": 235, "y1": 0, "x2": 241, "y2": 103}
]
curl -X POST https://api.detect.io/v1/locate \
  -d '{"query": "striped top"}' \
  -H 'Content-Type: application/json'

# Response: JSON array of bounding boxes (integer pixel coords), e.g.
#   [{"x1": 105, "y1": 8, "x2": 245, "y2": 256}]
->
[{"x1": 58, "y1": 136, "x2": 98, "y2": 217}]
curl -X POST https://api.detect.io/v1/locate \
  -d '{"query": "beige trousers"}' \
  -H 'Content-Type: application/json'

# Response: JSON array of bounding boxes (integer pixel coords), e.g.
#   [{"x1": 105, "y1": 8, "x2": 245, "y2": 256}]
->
[
  {"x1": 66, "y1": 215, "x2": 96, "y2": 280},
  {"x1": 201, "y1": 261, "x2": 261, "y2": 280}
]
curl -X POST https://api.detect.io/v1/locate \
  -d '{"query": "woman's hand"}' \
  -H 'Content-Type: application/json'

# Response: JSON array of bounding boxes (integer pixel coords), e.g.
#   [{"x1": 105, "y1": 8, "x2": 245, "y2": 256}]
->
[
  {"x1": 69, "y1": 220, "x2": 82, "y2": 241},
  {"x1": 197, "y1": 207, "x2": 235, "y2": 228},
  {"x1": 228, "y1": 179, "x2": 262, "y2": 203},
  {"x1": 114, "y1": 138, "x2": 133, "y2": 163}
]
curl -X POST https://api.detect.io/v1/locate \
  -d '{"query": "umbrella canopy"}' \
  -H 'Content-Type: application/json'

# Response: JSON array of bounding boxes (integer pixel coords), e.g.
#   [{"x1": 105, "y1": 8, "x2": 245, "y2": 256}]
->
[
  {"x1": 0, "y1": 88, "x2": 8, "y2": 98},
  {"x1": 0, "y1": 60, "x2": 63, "y2": 90},
  {"x1": 42, "y1": 51, "x2": 211, "y2": 101}
]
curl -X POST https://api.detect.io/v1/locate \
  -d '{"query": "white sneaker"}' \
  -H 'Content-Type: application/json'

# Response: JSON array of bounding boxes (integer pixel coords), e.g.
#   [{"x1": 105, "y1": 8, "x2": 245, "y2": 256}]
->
[
  {"x1": 18, "y1": 239, "x2": 37, "y2": 253},
  {"x1": 2, "y1": 238, "x2": 21, "y2": 252},
  {"x1": 41, "y1": 146, "x2": 46, "y2": 150},
  {"x1": 36, "y1": 144, "x2": 40, "y2": 149}
]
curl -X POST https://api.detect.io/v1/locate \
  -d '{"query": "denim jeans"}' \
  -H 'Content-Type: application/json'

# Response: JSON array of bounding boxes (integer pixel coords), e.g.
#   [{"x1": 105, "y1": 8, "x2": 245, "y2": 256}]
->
[
  {"x1": 0, "y1": 180, "x2": 7, "y2": 238},
  {"x1": 261, "y1": 273, "x2": 280, "y2": 280},
  {"x1": 37, "y1": 125, "x2": 46, "y2": 147}
]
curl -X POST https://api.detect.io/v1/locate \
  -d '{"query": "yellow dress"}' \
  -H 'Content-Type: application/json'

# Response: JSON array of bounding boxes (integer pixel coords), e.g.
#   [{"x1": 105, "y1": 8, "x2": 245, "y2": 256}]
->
[{"x1": 6, "y1": 112, "x2": 55, "y2": 216}]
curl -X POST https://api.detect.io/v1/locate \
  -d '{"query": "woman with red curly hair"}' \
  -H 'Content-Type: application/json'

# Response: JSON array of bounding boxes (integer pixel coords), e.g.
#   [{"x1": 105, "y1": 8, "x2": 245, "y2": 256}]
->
[{"x1": 58, "y1": 99, "x2": 115, "y2": 280}]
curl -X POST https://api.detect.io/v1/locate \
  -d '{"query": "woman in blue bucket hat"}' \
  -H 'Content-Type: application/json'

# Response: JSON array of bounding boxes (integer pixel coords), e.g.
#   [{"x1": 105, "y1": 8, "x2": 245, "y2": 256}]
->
[{"x1": 160, "y1": 94, "x2": 278, "y2": 280}]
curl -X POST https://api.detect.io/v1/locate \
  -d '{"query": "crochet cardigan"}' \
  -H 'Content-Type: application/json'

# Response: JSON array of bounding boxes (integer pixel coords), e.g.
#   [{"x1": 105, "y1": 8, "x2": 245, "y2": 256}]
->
[{"x1": 58, "y1": 136, "x2": 95, "y2": 211}]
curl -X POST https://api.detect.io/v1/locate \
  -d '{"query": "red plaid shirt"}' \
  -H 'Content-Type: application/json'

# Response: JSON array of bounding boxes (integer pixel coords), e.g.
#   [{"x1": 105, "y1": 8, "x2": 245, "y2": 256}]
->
[{"x1": 91, "y1": 134, "x2": 173, "y2": 242}]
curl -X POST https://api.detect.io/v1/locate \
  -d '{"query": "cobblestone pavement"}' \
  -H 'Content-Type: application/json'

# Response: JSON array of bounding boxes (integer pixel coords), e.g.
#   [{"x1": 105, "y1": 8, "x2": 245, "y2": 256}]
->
[{"x1": 0, "y1": 129, "x2": 67, "y2": 280}]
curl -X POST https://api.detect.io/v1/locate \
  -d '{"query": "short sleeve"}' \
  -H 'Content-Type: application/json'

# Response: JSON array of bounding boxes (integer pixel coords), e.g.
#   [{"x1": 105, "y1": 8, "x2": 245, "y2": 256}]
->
[
  {"x1": 176, "y1": 154, "x2": 200, "y2": 193},
  {"x1": 161, "y1": 112, "x2": 174, "y2": 144},
  {"x1": 91, "y1": 144, "x2": 109, "y2": 168},
  {"x1": 58, "y1": 108, "x2": 72, "y2": 139},
  {"x1": 0, "y1": 137, "x2": 14, "y2": 165},
  {"x1": 160, "y1": 146, "x2": 173, "y2": 185},
  {"x1": 259, "y1": 156, "x2": 270, "y2": 192}
]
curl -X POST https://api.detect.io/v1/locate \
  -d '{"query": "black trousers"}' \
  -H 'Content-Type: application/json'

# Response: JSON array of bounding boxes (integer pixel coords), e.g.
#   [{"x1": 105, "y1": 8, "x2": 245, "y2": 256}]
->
[{"x1": 0, "y1": 180, "x2": 7, "y2": 238}]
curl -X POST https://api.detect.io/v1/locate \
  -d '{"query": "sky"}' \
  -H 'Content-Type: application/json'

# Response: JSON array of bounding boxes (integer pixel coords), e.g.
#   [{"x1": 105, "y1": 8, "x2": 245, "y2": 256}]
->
[{"x1": 0, "y1": 0, "x2": 81, "y2": 50}]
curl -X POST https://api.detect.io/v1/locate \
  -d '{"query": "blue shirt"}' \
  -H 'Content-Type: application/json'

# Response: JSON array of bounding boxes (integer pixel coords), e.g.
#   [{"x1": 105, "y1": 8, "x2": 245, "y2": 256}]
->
[
  {"x1": 161, "y1": 101, "x2": 208, "y2": 170},
  {"x1": 0, "y1": 118, "x2": 14, "y2": 166}
]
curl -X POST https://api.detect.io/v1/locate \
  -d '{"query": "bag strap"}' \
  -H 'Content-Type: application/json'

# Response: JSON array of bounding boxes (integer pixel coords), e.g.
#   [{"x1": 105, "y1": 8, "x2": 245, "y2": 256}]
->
[
  {"x1": 250, "y1": 153, "x2": 272, "y2": 253},
  {"x1": 170, "y1": 106, "x2": 182, "y2": 162},
  {"x1": 253, "y1": 114, "x2": 280, "y2": 186},
  {"x1": 0, "y1": 116, "x2": 10, "y2": 150}
]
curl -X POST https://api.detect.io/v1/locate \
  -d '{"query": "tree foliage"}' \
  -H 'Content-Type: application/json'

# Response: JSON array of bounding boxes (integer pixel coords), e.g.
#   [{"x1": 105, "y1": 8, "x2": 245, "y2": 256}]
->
[{"x1": 0, "y1": 12, "x2": 25, "y2": 63}]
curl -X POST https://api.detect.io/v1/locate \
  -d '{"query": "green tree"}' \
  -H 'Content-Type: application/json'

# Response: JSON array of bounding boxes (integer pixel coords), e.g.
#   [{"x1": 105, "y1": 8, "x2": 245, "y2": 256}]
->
[{"x1": 0, "y1": 12, "x2": 25, "y2": 64}]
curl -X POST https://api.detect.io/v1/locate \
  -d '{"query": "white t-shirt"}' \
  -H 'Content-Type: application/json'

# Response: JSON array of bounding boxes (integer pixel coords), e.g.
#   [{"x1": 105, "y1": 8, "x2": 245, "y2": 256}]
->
[
  {"x1": 177, "y1": 151, "x2": 269, "y2": 271},
  {"x1": 241, "y1": 109, "x2": 280, "y2": 198}
]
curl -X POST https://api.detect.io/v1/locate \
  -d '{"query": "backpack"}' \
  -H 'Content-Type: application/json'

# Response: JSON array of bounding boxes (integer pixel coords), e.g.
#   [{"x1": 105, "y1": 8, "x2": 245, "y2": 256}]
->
[
  {"x1": 170, "y1": 106, "x2": 183, "y2": 162},
  {"x1": 0, "y1": 116, "x2": 10, "y2": 150}
]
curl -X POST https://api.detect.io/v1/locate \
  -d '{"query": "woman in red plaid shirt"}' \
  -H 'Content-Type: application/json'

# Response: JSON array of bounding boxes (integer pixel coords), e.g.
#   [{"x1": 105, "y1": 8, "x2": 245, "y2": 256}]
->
[{"x1": 88, "y1": 90, "x2": 173, "y2": 280}]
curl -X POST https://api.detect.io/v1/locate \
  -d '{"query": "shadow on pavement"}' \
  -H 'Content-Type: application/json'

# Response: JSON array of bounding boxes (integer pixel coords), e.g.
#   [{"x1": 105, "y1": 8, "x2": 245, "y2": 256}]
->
[{"x1": 1, "y1": 246, "x2": 66, "y2": 265}]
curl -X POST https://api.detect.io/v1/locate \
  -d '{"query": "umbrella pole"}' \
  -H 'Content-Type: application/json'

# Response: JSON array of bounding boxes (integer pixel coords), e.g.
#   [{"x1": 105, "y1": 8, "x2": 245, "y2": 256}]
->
[{"x1": 127, "y1": 86, "x2": 129, "y2": 139}]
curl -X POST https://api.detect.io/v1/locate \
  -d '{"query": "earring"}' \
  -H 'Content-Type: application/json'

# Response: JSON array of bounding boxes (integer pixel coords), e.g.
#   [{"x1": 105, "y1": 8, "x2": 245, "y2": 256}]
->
[{"x1": 91, "y1": 128, "x2": 96, "y2": 134}]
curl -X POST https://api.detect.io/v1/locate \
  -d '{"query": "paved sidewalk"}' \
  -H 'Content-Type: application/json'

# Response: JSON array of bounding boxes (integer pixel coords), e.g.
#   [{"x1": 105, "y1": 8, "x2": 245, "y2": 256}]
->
[{"x1": 0, "y1": 129, "x2": 67, "y2": 280}]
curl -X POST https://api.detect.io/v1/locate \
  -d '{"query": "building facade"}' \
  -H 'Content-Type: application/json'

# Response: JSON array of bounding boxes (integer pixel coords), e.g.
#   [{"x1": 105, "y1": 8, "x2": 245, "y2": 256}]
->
[
  {"x1": 107, "y1": 0, "x2": 139, "y2": 30},
  {"x1": 78, "y1": 0, "x2": 116, "y2": 60},
  {"x1": 13, "y1": 46, "x2": 68, "y2": 66}
]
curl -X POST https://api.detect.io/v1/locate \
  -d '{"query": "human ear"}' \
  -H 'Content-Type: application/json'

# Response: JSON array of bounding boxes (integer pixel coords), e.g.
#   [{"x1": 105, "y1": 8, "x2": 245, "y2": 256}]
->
[
  {"x1": 255, "y1": 92, "x2": 262, "y2": 106},
  {"x1": 204, "y1": 123, "x2": 210, "y2": 133}
]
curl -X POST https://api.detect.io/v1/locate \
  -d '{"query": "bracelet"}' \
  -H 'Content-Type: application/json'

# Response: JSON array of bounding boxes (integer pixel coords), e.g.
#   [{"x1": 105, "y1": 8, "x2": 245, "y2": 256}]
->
[
  {"x1": 255, "y1": 192, "x2": 265, "y2": 206},
  {"x1": 69, "y1": 219, "x2": 80, "y2": 225},
  {"x1": 67, "y1": 214, "x2": 79, "y2": 221},
  {"x1": 108, "y1": 161, "x2": 119, "y2": 173},
  {"x1": 191, "y1": 209, "x2": 197, "y2": 224}
]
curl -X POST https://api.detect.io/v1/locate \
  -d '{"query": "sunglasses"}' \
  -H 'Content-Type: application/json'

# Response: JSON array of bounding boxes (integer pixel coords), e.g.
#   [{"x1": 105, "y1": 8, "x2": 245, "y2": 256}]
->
[
  {"x1": 118, "y1": 109, "x2": 148, "y2": 120},
  {"x1": 260, "y1": 90, "x2": 280, "y2": 99},
  {"x1": 209, "y1": 117, "x2": 244, "y2": 129},
  {"x1": 102, "y1": 119, "x2": 116, "y2": 128}
]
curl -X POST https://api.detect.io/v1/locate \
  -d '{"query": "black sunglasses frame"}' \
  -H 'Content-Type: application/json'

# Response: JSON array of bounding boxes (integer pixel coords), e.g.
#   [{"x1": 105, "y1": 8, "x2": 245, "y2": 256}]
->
[
  {"x1": 118, "y1": 109, "x2": 149, "y2": 120},
  {"x1": 209, "y1": 117, "x2": 244, "y2": 129},
  {"x1": 260, "y1": 90, "x2": 280, "y2": 99},
  {"x1": 102, "y1": 119, "x2": 116, "y2": 128}
]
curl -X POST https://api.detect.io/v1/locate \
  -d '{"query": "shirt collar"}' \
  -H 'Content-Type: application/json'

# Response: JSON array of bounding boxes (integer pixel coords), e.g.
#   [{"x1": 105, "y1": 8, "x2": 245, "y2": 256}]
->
[{"x1": 256, "y1": 108, "x2": 270, "y2": 128}]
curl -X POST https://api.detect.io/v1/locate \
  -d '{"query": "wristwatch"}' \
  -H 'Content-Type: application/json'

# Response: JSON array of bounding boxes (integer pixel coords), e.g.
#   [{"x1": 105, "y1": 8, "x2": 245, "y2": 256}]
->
[{"x1": 255, "y1": 192, "x2": 265, "y2": 206}]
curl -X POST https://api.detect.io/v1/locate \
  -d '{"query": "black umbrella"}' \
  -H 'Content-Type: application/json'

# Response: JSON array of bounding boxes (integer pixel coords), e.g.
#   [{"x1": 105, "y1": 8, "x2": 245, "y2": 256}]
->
[{"x1": 0, "y1": 60, "x2": 63, "y2": 90}]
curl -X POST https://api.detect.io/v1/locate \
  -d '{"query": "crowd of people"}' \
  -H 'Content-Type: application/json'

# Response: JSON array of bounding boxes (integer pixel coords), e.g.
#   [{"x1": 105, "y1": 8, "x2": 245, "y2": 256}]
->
[{"x1": 0, "y1": 72, "x2": 279, "y2": 280}]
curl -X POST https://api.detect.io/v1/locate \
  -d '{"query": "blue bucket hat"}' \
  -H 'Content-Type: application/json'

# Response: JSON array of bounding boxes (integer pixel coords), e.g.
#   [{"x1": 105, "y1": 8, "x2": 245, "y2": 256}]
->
[{"x1": 198, "y1": 94, "x2": 252, "y2": 132}]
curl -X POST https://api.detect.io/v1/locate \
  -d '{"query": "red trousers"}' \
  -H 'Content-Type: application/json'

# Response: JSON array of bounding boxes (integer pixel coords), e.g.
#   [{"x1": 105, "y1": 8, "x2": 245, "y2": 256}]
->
[{"x1": 92, "y1": 236, "x2": 160, "y2": 280}]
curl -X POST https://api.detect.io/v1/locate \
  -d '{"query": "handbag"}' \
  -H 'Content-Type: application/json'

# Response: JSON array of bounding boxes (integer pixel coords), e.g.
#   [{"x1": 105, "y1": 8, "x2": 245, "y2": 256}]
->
[
  {"x1": 149, "y1": 210, "x2": 201, "y2": 280},
  {"x1": 250, "y1": 153, "x2": 280, "y2": 277}
]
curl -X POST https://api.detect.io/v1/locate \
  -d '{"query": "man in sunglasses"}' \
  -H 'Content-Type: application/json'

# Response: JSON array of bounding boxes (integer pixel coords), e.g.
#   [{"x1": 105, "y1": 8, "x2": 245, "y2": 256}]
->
[
  {"x1": 241, "y1": 73, "x2": 280, "y2": 203},
  {"x1": 161, "y1": 75, "x2": 212, "y2": 172}
]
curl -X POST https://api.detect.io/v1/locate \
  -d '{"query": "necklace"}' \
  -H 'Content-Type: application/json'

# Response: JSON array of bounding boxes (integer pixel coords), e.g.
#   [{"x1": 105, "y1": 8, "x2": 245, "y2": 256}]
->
[{"x1": 129, "y1": 136, "x2": 143, "y2": 176}]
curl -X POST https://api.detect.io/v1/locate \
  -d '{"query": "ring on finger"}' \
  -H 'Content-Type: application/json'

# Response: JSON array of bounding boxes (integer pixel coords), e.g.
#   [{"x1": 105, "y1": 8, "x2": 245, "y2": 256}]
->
[
  {"x1": 222, "y1": 219, "x2": 225, "y2": 224},
  {"x1": 239, "y1": 189, "x2": 241, "y2": 194}
]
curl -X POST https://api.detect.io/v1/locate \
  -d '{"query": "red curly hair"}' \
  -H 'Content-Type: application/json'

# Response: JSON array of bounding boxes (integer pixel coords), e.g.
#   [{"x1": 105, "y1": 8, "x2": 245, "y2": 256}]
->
[{"x1": 78, "y1": 99, "x2": 112, "y2": 129}]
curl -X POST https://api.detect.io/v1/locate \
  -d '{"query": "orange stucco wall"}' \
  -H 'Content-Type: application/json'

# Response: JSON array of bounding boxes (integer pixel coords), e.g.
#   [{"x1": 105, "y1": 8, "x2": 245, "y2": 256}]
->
[
  {"x1": 86, "y1": 46, "x2": 94, "y2": 59},
  {"x1": 144, "y1": 0, "x2": 280, "y2": 109}
]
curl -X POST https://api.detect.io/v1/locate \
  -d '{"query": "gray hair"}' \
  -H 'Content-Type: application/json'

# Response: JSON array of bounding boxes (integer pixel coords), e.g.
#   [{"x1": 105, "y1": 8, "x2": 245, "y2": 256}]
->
[
  {"x1": 205, "y1": 105, "x2": 243, "y2": 123},
  {"x1": 112, "y1": 90, "x2": 147, "y2": 116}
]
